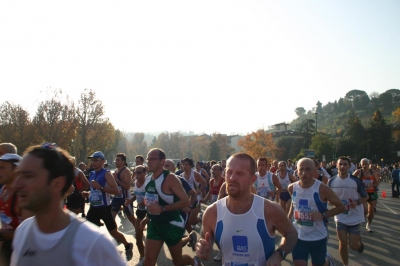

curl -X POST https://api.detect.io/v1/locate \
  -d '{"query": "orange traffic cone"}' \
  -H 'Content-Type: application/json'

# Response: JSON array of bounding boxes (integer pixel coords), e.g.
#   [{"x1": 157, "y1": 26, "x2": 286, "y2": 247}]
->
[{"x1": 382, "y1": 190, "x2": 387, "y2": 198}]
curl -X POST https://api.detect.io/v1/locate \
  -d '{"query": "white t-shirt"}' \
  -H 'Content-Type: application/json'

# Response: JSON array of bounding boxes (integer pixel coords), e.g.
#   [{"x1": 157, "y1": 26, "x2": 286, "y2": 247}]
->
[{"x1": 11, "y1": 212, "x2": 125, "y2": 266}]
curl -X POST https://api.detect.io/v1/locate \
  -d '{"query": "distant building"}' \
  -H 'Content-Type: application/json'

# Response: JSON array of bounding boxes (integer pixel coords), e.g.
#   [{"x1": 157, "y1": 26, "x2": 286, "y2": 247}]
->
[
  {"x1": 227, "y1": 134, "x2": 243, "y2": 153},
  {"x1": 267, "y1": 123, "x2": 301, "y2": 138}
]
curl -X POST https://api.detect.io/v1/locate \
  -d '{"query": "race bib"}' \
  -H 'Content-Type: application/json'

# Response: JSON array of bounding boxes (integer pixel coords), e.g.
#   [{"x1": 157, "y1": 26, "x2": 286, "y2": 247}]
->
[
  {"x1": 136, "y1": 192, "x2": 146, "y2": 210},
  {"x1": 144, "y1": 193, "x2": 158, "y2": 206},
  {"x1": 90, "y1": 190, "x2": 104, "y2": 206},
  {"x1": 0, "y1": 212, "x2": 12, "y2": 225},
  {"x1": 224, "y1": 262, "x2": 256, "y2": 266},
  {"x1": 294, "y1": 206, "x2": 314, "y2": 227},
  {"x1": 363, "y1": 179, "x2": 373, "y2": 188}
]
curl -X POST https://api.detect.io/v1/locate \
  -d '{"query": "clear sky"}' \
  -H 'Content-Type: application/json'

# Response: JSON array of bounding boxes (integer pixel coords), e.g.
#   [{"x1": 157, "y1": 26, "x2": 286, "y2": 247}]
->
[{"x1": 1, "y1": 1, "x2": 399, "y2": 135}]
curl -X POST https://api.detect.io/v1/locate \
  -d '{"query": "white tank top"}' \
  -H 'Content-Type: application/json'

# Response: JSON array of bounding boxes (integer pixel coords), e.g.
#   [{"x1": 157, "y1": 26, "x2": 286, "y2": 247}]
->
[
  {"x1": 292, "y1": 180, "x2": 328, "y2": 241},
  {"x1": 181, "y1": 169, "x2": 202, "y2": 201},
  {"x1": 134, "y1": 180, "x2": 146, "y2": 211},
  {"x1": 215, "y1": 195, "x2": 275, "y2": 265},
  {"x1": 278, "y1": 171, "x2": 291, "y2": 191},
  {"x1": 254, "y1": 172, "x2": 275, "y2": 200}
]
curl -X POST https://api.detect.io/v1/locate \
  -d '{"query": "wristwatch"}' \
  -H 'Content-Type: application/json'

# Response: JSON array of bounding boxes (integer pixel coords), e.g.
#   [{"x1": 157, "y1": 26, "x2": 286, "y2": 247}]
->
[{"x1": 276, "y1": 249, "x2": 287, "y2": 260}]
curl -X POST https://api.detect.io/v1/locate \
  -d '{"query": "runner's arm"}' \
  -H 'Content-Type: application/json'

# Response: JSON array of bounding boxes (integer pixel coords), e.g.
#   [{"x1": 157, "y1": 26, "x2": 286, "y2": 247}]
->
[
  {"x1": 163, "y1": 174, "x2": 190, "y2": 212},
  {"x1": 117, "y1": 170, "x2": 132, "y2": 190},
  {"x1": 372, "y1": 172, "x2": 380, "y2": 187},
  {"x1": 194, "y1": 172, "x2": 207, "y2": 193},
  {"x1": 272, "y1": 174, "x2": 282, "y2": 194},
  {"x1": 78, "y1": 171, "x2": 90, "y2": 192},
  {"x1": 217, "y1": 182, "x2": 227, "y2": 200},
  {"x1": 104, "y1": 172, "x2": 120, "y2": 195},
  {"x1": 196, "y1": 204, "x2": 217, "y2": 260},
  {"x1": 319, "y1": 184, "x2": 345, "y2": 218}
]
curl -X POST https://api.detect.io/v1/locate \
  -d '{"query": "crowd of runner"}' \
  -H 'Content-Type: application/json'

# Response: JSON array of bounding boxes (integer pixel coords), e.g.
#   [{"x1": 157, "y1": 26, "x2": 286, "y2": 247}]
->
[{"x1": 0, "y1": 141, "x2": 398, "y2": 265}]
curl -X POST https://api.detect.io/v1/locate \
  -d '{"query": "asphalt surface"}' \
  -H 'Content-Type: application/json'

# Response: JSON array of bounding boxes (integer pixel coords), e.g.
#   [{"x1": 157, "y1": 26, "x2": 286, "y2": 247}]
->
[{"x1": 88, "y1": 181, "x2": 400, "y2": 266}]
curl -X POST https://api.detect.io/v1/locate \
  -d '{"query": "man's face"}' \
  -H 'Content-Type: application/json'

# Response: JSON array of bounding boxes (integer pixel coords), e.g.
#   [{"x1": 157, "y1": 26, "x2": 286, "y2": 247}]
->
[
  {"x1": 15, "y1": 154, "x2": 53, "y2": 212},
  {"x1": 273, "y1": 161, "x2": 278, "y2": 167},
  {"x1": 225, "y1": 157, "x2": 255, "y2": 199},
  {"x1": 211, "y1": 165, "x2": 222, "y2": 178},
  {"x1": 278, "y1": 162, "x2": 286, "y2": 172},
  {"x1": 287, "y1": 161, "x2": 292, "y2": 166},
  {"x1": 297, "y1": 160, "x2": 314, "y2": 182},
  {"x1": 78, "y1": 164, "x2": 86, "y2": 172},
  {"x1": 338, "y1": 159, "x2": 350, "y2": 174},
  {"x1": 321, "y1": 162, "x2": 327, "y2": 169},
  {"x1": 257, "y1": 160, "x2": 267, "y2": 173},
  {"x1": 115, "y1": 156, "x2": 124, "y2": 168},
  {"x1": 0, "y1": 161, "x2": 15, "y2": 185},
  {"x1": 134, "y1": 166, "x2": 146, "y2": 181},
  {"x1": 90, "y1": 157, "x2": 104, "y2": 171},
  {"x1": 146, "y1": 150, "x2": 163, "y2": 173},
  {"x1": 164, "y1": 161, "x2": 176, "y2": 172},
  {"x1": 182, "y1": 161, "x2": 192, "y2": 172},
  {"x1": 361, "y1": 160, "x2": 369, "y2": 170},
  {"x1": 135, "y1": 158, "x2": 143, "y2": 166},
  {"x1": 221, "y1": 160, "x2": 226, "y2": 169}
]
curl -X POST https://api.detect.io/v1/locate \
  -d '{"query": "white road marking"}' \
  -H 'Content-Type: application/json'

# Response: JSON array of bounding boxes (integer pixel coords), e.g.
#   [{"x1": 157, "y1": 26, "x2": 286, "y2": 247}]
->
[{"x1": 379, "y1": 202, "x2": 398, "y2": 214}]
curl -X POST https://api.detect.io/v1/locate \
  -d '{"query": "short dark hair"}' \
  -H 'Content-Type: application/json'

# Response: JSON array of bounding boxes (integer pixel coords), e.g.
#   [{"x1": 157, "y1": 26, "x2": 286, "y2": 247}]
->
[
  {"x1": 135, "y1": 155, "x2": 144, "y2": 162},
  {"x1": 116, "y1": 153, "x2": 126, "y2": 163},
  {"x1": 313, "y1": 159, "x2": 319, "y2": 167},
  {"x1": 182, "y1": 157, "x2": 194, "y2": 167},
  {"x1": 257, "y1": 157, "x2": 268, "y2": 164},
  {"x1": 228, "y1": 152, "x2": 256, "y2": 175},
  {"x1": 24, "y1": 145, "x2": 74, "y2": 195},
  {"x1": 338, "y1": 156, "x2": 351, "y2": 164}
]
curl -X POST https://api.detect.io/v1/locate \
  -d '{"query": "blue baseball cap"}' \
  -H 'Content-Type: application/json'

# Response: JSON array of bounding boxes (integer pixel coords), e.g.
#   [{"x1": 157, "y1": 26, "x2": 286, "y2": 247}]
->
[{"x1": 87, "y1": 151, "x2": 105, "y2": 160}]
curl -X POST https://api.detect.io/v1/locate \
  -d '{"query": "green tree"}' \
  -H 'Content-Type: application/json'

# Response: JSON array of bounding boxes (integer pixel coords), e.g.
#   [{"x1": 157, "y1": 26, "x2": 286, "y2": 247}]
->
[
  {"x1": 208, "y1": 141, "x2": 220, "y2": 160},
  {"x1": 296, "y1": 119, "x2": 316, "y2": 148},
  {"x1": 345, "y1": 90, "x2": 367, "y2": 101},
  {"x1": 378, "y1": 92, "x2": 393, "y2": 105},
  {"x1": 368, "y1": 110, "x2": 393, "y2": 161},
  {"x1": 0, "y1": 102, "x2": 34, "y2": 153},
  {"x1": 276, "y1": 136, "x2": 304, "y2": 161},
  {"x1": 310, "y1": 133, "x2": 334, "y2": 161},
  {"x1": 295, "y1": 107, "x2": 306, "y2": 117},
  {"x1": 352, "y1": 96, "x2": 361, "y2": 109},
  {"x1": 344, "y1": 111, "x2": 366, "y2": 159},
  {"x1": 316, "y1": 101, "x2": 323, "y2": 113},
  {"x1": 359, "y1": 94, "x2": 370, "y2": 106},
  {"x1": 338, "y1": 98, "x2": 345, "y2": 112}
]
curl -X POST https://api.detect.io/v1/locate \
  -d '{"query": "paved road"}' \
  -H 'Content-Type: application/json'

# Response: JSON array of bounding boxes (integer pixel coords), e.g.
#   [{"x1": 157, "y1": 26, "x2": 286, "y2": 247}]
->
[{"x1": 88, "y1": 182, "x2": 400, "y2": 265}]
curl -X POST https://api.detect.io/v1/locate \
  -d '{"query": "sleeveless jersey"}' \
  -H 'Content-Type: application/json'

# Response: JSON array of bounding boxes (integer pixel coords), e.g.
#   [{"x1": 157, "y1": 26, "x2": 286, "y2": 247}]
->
[
  {"x1": 0, "y1": 186, "x2": 20, "y2": 230},
  {"x1": 292, "y1": 180, "x2": 328, "y2": 241},
  {"x1": 134, "y1": 180, "x2": 146, "y2": 211},
  {"x1": 210, "y1": 178, "x2": 225, "y2": 203},
  {"x1": 181, "y1": 169, "x2": 201, "y2": 201},
  {"x1": 114, "y1": 167, "x2": 129, "y2": 199},
  {"x1": 88, "y1": 168, "x2": 111, "y2": 207},
  {"x1": 73, "y1": 168, "x2": 83, "y2": 191},
  {"x1": 215, "y1": 195, "x2": 275, "y2": 265},
  {"x1": 144, "y1": 170, "x2": 184, "y2": 227},
  {"x1": 360, "y1": 169, "x2": 375, "y2": 193},
  {"x1": 17, "y1": 218, "x2": 84, "y2": 266},
  {"x1": 277, "y1": 171, "x2": 291, "y2": 191},
  {"x1": 254, "y1": 172, "x2": 275, "y2": 200}
]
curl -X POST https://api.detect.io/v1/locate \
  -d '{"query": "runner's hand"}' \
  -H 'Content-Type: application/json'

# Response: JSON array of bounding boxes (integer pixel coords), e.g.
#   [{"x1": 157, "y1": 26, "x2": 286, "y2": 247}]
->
[
  {"x1": 81, "y1": 191, "x2": 90, "y2": 198},
  {"x1": 310, "y1": 211, "x2": 324, "y2": 221},
  {"x1": 196, "y1": 232, "x2": 212, "y2": 260}
]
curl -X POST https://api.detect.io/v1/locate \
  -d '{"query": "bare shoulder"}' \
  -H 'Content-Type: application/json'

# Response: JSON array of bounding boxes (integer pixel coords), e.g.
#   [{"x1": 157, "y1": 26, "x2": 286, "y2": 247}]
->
[
  {"x1": 263, "y1": 198, "x2": 284, "y2": 216},
  {"x1": 202, "y1": 202, "x2": 218, "y2": 234}
]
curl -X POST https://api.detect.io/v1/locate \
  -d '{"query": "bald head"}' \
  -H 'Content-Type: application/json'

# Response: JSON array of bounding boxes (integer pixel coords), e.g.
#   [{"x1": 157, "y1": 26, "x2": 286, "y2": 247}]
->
[
  {"x1": 164, "y1": 159, "x2": 176, "y2": 172},
  {"x1": 297, "y1": 158, "x2": 315, "y2": 170},
  {"x1": 0, "y1": 143, "x2": 17, "y2": 156}
]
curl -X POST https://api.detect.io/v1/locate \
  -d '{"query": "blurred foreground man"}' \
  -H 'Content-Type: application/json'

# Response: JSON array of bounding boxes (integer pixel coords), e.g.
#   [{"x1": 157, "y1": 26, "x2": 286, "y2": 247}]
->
[
  {"x1": 11, "y1": 144, "x2": 125, "y2": 265},
  {"x1": 196, "y1": 152, "x2": 298, "y2": 265}
]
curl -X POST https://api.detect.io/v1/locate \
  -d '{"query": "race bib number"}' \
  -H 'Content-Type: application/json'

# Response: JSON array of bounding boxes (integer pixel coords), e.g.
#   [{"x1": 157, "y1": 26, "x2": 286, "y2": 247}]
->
[
  {"x1": 90, "y1": 190, "x2": 104, "y2": 207},
  {"x1": 294, "y1": 206, "x2": 314, "y2": 227},
  {"x1": 136, "y1": 192, "x2": 146, "y2": 210},
  {"x1": 257, "y1": 186, "x2": 269, "y2": 198},
  {"x1": 114, "y1": 186, "x2": 123, "y2": 198},
  {"x1": 363, "y1": 179, "x2": 373, "y2": 188},
  {"x1": 224, "y1": 262, "x2": 256, "y2": 266},
  {"x1": 144, "y1": 193, "x2": 158, "y2": 206}
]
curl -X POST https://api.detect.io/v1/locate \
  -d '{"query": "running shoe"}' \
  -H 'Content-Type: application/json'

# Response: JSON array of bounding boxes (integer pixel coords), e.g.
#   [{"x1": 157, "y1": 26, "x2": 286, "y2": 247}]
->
[
  {"x1": 135, "y1": 257, "x2": 144, "y2": 266},
  {"x1": 214, "y1": 250, "x2": 222, "y2": 261},
  {"x1": 366, "y1": 223, "x2": 373, "y2": 232},
  {"x1": 326, "y1": 252, "x2": 335, "y2": 266},
  {"x1": 357, "y1": 238, "x2": 364, "y2": 253},
  {"x1": 189, "y1": 231, "x2": 197, "y2": 251},
  {"x1": 125, "y1": 242, "x2": 134, "y2": 261}
]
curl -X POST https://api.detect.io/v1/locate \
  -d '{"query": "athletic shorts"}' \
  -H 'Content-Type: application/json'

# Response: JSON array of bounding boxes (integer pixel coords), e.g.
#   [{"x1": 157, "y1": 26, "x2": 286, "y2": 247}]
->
[
  {"x1": 280, "y1": 191, "x2": 291, "y2": 201},
  {"x1": 367, "y1": 192, "x2": 378, "y2": 202},
  {"x1": 66, "y1": 192, "x2": 84, "y2": 209},
  {"x1": 136, "y1": 209, "x2": 147, "y2": 220},
  {"x1": 147, "y1": 221, "x2": 185, "y2": 247},
  {"x1": 86, "y1": 205, "x2": 117, "y2": 231},
  {"x1": 336, "y1": 222, "x2": 361, "y2": 235},
  {"x1": 292, "y1": 238, "x2": 327, "y2": 266},
  {"x1": 111, "y1": 198, "x2": 133, "y2": 216}
]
